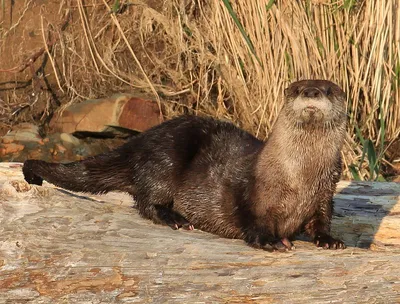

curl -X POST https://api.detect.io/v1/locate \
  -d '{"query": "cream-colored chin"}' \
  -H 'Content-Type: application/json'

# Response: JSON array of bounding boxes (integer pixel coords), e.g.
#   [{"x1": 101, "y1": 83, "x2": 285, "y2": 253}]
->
[
  {"x1": 299, "y1": 108, "x2": 324, "y2": 122},
  {"x1": 292, "y1": 95, "x2": 333, "y2": 123}
]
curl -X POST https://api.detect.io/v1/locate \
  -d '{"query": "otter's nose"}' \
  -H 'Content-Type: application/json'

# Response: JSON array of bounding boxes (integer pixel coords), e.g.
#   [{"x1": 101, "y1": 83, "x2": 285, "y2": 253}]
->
[{"x1": 302, "y1": 87, "x2": 322, "y2": 98}]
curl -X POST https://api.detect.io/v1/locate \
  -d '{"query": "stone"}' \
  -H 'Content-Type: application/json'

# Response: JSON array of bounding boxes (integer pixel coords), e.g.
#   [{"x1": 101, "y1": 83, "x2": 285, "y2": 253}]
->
[
  {"x1": 0, "y1": 143, "x2": 25, "y2": 156},
  {"x1": 28, "y1": 150, "x2": 42, "y2": 160},
  {"x1": 60, "y1": 133, "x2": 80, "y2": 146},
  {"x1": 54, "y1": 144, "x2": 67, "y2": 154},
  {"x1": 2, "y1": 137, "x2": 14, "y2": 144},
  {"x1": 0, "y1": 120, "x2": 128, "y2": 164},
  {"x1": 50, "y1": 95, "x2": 162, "y2": 134},
  {"x1": 117, "y1": 97, "x2": 162, "y2": 132},
  {"x1": 2, "y1": 123, "x2": 41, "y2": 143}
]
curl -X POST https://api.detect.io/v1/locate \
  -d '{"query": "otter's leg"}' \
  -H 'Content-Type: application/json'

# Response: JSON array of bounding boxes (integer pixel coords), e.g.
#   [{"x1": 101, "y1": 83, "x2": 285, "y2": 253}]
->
[
  {"x1": 304, "y1": 206, "x2": 346, "y2": 250},
  {"x1": 244, "y1": 231, "x2": 294, "y2": 252},
  {"x1": 135, "y1": 199, "x2": 194, "y2": 230}
]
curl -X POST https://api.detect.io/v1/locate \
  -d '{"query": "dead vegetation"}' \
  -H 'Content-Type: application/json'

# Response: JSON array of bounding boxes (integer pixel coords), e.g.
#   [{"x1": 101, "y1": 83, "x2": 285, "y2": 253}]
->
[{"x1": 0, "y1": 0, "x2": 399, "y2": 180}]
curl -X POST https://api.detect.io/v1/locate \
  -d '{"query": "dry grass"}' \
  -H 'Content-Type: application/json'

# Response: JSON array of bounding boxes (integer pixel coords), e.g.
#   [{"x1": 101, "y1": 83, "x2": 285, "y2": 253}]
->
[{"x1": 3, "y1": 0, "x2": 400, "y2": 180}]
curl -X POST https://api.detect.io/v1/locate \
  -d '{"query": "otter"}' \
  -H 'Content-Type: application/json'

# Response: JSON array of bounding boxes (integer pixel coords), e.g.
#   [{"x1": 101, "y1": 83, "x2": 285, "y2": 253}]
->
[{"x1": 23, "y1": 79, "x2": 347, "y2": 251}]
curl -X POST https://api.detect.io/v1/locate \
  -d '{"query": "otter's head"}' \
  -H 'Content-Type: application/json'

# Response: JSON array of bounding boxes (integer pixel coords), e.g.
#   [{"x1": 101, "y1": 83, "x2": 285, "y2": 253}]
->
[{"x1": 283, "y1": 80, "x2": 346, "y2": 127}]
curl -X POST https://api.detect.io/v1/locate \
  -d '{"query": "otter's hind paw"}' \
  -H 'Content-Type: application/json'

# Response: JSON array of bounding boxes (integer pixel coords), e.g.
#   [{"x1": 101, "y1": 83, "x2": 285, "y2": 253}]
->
[{"x1": 154, "y1": 206, "x2": 194, "y2": 231}]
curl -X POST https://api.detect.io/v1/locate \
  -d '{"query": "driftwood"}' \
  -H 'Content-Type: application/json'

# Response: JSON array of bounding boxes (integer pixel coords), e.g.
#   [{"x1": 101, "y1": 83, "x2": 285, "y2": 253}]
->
[{"x1": 0, "y1": 162, "x2": 400, "y2": 303}]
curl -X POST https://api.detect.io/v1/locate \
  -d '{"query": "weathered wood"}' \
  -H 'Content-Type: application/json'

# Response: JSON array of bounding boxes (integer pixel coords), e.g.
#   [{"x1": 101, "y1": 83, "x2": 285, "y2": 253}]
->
[
  {"x1": 1, "y1": 162, "x2": 400, "y2": 303},
  {"x1": 334, "y1": 181, "x2": 400, "y2": 248}
]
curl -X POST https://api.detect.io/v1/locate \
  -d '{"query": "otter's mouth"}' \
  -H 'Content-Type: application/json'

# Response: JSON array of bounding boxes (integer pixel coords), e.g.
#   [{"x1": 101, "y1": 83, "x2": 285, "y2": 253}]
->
[
  {"x1": 292, "y1": 87, "x2": 333, "y2": 123},
  {"x1": 300, "y1": 105, "x2": 324, "y2": 123}
]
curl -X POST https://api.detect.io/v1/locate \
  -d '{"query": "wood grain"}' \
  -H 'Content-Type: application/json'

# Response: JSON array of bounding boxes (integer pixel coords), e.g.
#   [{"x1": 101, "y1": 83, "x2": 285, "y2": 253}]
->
[{"x1": 1, "y1": 163, "x2": 399, "y2": 303}]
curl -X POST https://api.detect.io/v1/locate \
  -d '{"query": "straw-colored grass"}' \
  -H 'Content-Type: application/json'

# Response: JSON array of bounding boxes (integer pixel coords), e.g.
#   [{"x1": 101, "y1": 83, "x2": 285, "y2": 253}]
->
[{"x1": 3, "y1": 0, "x2": 400, "y2": 180}]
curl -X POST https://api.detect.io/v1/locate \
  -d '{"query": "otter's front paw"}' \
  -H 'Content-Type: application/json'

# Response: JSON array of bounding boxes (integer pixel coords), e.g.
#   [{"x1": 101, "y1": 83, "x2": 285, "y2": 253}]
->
[
  {"x1": 314, "y1": 233, "x2": 346, "y2": 249},
  {"x1": 246, "y1": 235, "x2": 295, "y2": 252},
  {"x1": 266, "y1": 238, "x2": 295, "y2": 252}
]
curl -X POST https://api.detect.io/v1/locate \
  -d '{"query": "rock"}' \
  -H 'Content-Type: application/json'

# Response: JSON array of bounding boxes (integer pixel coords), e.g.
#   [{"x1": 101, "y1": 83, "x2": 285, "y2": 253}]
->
[
  {"x1": 117, "y1": 97, "x2": 162, "y2": 132},
  {"x1": 2, "y1": 123, "x2": 41, "y2": 143},
  {"x1": 0, "y1": 124, "x2": 42, "y2": 160},
  {"x1": 60, "y1": 133, "x2": 80, "y2": 146},
  {"x1": 0, "y1": 125, "x2": 129, "y2": 164},
  {"x1": 0, "y1": 94, "x2": 159, "y2": 164},
  {"x1": 2, "y1": 137, "x2": 14, "y2": 144},
  {"x1": 50, "y1": 95, "x2": 163, "y2": 134},
  {"x1": 28, "y1": 150, "x2": 42, "y2": 160},
  {"x1": 0, "y1": 143, "x2": 25, "y2": 156},
  {"x1": 54, "y1": 143, "x2": 67, "y2": 154}
]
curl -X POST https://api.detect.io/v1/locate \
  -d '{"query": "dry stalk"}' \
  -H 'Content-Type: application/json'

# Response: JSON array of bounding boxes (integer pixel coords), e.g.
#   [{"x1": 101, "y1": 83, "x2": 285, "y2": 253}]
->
[{"x1": 3, "y1": 0, "x2": 399, "y2": 179}]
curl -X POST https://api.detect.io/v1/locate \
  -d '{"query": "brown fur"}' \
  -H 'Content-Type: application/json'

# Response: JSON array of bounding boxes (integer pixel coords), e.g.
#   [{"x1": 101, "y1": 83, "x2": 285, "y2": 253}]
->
[{"x1": 23, "y1": 79, "x2": 347, "y2": 251}]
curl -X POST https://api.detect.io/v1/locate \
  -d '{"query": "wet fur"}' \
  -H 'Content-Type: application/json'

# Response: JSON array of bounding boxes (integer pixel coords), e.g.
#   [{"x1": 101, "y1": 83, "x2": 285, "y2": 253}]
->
[{"x1": 23, "y1": 80, "x2": 347, "y2": 251}]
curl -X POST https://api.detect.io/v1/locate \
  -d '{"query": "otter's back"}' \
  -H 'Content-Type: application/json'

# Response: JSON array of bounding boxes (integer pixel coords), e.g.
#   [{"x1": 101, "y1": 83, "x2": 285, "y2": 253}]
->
[{"x1": 114, "y1": 116, "x2": 263, "y2": 202}]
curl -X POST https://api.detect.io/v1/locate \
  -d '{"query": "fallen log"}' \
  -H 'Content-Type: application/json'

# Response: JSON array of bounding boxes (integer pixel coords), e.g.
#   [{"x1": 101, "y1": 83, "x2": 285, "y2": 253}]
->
[{"x1": 0, "y1": 162, "x2": 399, "y2": 302}]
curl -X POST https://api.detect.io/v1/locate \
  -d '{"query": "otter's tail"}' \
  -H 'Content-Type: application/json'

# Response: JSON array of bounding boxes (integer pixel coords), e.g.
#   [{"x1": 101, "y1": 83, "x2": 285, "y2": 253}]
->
[{"x1": 23, "y1": 152, "x2": 131, "y2": 194}]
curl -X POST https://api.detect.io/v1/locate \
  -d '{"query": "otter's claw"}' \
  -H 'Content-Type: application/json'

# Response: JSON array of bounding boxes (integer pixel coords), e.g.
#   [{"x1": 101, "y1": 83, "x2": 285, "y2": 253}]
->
[{"x1": 314, "y1": 234, "x2": 346, "y2": 249}]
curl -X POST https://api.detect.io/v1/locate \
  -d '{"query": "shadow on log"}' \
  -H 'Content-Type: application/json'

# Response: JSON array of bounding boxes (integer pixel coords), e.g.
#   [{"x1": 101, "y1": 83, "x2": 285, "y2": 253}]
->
[
  {"x1": 334, "y1": 182, "x2": 400, "y2": 249},
  {"x1": 1, "y1": 163, "x2": 400, "y2": 302}
]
